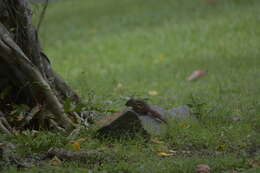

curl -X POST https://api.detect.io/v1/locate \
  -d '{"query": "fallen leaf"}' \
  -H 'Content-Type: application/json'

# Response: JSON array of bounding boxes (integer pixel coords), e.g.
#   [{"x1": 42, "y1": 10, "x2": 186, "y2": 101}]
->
[
  {"x1": 216, "y1": 144, "x2": 226, "y2": 151},
  {"x1": 232, "y1": 116, "x2": 241, "y2": 122},
  {"x1": 69, "y1": 138, "x2": 88, "y2": 149},
  {"x1": 116, "y1": 83, "x2": 123, "y2": 89},
  {"x1": 157, "y1": 152, "x2": 174, "y2": 157},
  {"x1": 90, "y1": 28, "x2": 97, "y2": 33},
  {"x1": 179, "y1": 123, "x2": 191, "y2": 129},
  {"x1": 75, "y1": 138, "x2": 88, "y2": 142},
  {"x1": 71, "y1": 141, "x2": 81, "y2": 151},
  {"x1": 168, "y1": 150, "x2": 178, "y2": 154},
  {"x1": 159, "y1": 56, "x2": 166, "y2": 61},
  {"x1": 196, "y1": 164, "x2": 211, "y2": 173},
  {"x1": 187, "y1": 69, "x2": 207, "y2": 81},
  {"x1": 16, "y1": 114, "x2": 24, "y2": 121},
  {"x1": 148, "y1": 90, "x2": 158, "y2": 96},
  {"x1": 50, "y1": 156, "x2": 62, "y2": 166},
  {"x1": 151, "y1": 138, "x2": 164, "y2": 144},
  {"x1": 249, "y1": 160, "x2": 260, "y2": 168}
]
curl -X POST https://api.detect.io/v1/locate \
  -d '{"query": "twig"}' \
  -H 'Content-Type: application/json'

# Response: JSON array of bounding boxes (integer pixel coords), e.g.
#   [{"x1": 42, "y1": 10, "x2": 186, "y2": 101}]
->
[
  {"x1": 49, "y1": 119, "x2": 66, "y2": 132},
  {"x1": 47, "y1": 147, "x2": 105, "y2": 162},
  {"x1": 19, "y1": 105, "x2": 41, "y2": 128},
  {"x1": 67, "y1": 126, "x2": 82, "y2": 140},
  {"x1": 37, "y1": 0, "x2": 49, "y2": 32}
]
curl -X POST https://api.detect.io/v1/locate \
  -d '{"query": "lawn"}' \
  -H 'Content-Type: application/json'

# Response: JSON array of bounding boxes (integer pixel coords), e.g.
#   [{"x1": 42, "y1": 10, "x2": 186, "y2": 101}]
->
[{"x1": 3, "y1": 0, "x2": 260, "y2": 172}]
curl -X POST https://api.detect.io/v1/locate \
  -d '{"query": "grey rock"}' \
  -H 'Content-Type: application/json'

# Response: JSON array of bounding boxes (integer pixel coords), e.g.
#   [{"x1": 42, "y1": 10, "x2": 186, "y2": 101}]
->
[
  {"x1": 137, "y1": 112, "x2": 167, "y2": 136},
  {"x1": 148, "y1": 105, "x2": 191, "y2": 121},
  {"x1": 166, "y1": 105, "x2": 191, "y2": 120},
  {"x1": 231, "y1": 116, "x2": 242, "y2": 122},
  {"x1": 140, "y1": 105, "x2": 191, "y2": 135}
]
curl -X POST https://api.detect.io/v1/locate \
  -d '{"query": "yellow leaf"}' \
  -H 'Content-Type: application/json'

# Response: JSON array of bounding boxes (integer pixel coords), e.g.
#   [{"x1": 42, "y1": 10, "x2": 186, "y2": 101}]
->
[
  {"x1": 179, "y1": 123, "x2": 191, "y2": 129},
  {"x1": 50, "y1": 156, "x2": 62, "y2": 166},
  {"x1": 71, "y1": 141, "x2": 81, "y2": 151},
  {"x1": 216, "y1": 144, "x2": 226, "y2": 150},
  {"x1": 148, "y1": 90, "x2": 158, "y2": 96},
  {"x1": 157, "y1": 152, "x2": 174, "y2": 157},
  {"x1": 196, "y1": 164, "x2": 210, "y2": 173},
  {"x1": 116, "y1": 83, "x2": 123, "y2": 89},
  {"x1": 159, "y1": 56, "x2": 165, "y2": 61}
]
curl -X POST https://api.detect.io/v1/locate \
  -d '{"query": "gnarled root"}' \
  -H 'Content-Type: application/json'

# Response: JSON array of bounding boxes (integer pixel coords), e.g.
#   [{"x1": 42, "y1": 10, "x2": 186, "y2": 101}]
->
[{"x1": 0, "y1": 111, "x2": 13, "y2": 136}]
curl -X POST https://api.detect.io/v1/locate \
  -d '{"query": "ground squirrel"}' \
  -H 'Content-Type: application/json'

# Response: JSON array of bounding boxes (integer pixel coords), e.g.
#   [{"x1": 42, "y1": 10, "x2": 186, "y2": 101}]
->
[{"x1": 125, "y1": 99, "x2": 167, "y2": 124}]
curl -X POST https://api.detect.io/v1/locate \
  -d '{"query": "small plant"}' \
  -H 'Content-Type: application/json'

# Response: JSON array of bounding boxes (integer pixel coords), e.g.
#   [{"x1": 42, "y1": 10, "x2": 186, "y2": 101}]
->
[
  {"x1": 12, "y1": 131, "x2": 67, "y2": 156},
  {"x1": 187, "y1": 95, "x2": 211, "y2": 122},
  {"x1": 63, "y1": 97, "x2": 86, "y2": 113}
]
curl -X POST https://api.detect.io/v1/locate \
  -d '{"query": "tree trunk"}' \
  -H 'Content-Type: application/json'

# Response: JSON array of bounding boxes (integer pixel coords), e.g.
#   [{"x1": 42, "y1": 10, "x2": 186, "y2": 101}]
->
[{"x1": 0, "y1": 0, "x2": 86, "y2": 134}]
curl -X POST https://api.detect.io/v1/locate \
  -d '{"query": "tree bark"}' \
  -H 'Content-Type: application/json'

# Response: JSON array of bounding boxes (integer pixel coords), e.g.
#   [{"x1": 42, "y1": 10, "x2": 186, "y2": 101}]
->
[{"x1": 0, "y1": 0, "x2": 85, "y2": 132}]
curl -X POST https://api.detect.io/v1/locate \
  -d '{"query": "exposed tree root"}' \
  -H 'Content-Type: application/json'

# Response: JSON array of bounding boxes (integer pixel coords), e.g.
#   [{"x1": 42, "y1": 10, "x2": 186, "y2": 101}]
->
[
  {"x1": 0, "y1": 0, "x2": 92, "y2": 132},
  {"x1": 0, "y1": 111, "x2": 13, "y2": 136},
  {"x1": 0, "y1": 22, "x2": 74, "y2": 130}
]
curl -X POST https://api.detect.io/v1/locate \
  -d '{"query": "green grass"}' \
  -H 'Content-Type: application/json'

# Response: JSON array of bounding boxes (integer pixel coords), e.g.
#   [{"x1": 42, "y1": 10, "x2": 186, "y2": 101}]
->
[{"x1": 3, "y1": 0, "x2": 260, "y2": 172}]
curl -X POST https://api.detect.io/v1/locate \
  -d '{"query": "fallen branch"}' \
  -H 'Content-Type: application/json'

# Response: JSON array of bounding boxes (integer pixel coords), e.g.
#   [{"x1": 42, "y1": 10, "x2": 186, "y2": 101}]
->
[
  {"x1": 49, "y1": 119, "x2": 66, "y2": 132},
  {"x1": 47, "y1": 147, "x2": 106, "y2": 162}
]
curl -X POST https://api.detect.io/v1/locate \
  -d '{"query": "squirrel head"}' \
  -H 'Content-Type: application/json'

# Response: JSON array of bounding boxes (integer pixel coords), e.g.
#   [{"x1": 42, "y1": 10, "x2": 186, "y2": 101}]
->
[
  {"x1": 125, "y1": 99, "x2": 148, "y2": 110},
  {"x1": 125, "y1": 99, "x2": 135, "y2": 107}
]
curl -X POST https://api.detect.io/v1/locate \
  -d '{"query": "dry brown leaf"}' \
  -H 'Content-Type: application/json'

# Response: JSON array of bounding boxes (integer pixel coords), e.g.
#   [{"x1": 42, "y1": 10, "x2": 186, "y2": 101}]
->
[
  {"x1": 16, "y1": 114, "x2": 24, "y2": 121},
  {"x1": 196, "y1": 164, "x2": 211, "y2": 173},
  {"x1": 249, "y1": 160, "x2": 260, "y2": 168},
  {"x1": 116, "y1": 83, "x2": 123, "y2": 89},
  {"x1": 75, "y1": 138, "x2": 88, "y2": 143},
  {"x1": 187, "y1": 69, "x2": 207, "y2": 81}
]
